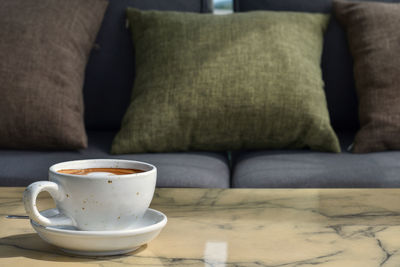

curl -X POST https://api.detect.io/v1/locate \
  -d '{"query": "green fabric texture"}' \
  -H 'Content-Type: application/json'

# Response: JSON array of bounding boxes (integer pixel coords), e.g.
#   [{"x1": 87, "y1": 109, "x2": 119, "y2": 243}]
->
[{"x1": 111, "y1": 9, "x2": 340, "y2": 154}]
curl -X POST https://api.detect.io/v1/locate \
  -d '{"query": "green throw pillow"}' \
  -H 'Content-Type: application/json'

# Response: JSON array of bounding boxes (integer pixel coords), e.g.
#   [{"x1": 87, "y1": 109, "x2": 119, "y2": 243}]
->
[{"x1": 111, "y1": 9, "x2": 340, "y2": 154}]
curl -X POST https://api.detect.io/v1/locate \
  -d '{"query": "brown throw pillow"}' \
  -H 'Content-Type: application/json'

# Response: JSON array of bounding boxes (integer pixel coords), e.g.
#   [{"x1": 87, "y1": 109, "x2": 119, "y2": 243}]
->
[
  {"x1": 0, "y1": 0, "x2": 108, "y2": 149},
  {"x1": 334, "y1": 0, "x2": 400, "y2": 153}
]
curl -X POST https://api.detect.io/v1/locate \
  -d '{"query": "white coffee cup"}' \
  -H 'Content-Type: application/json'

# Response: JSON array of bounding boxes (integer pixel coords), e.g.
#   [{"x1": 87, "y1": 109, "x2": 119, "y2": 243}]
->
[{"x1": 23, "y1": 159, "x2": 156, "y2": 231}]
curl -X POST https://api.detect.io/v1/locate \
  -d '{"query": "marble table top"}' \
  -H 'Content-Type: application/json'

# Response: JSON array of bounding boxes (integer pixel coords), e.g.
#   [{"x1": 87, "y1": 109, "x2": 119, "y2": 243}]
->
[{"x1": 1, "y1": 187, "x2": 400, "y2": 266}]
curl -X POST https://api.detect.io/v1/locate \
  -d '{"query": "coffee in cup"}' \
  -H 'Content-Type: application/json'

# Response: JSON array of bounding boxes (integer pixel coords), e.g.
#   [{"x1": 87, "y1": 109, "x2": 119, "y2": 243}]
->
[{"x1": 57, "y1": 168, "x2": 144, "y2": 176}]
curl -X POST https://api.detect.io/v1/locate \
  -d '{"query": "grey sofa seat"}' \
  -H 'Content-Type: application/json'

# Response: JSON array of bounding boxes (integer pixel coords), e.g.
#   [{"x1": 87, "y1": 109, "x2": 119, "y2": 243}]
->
[
  {"x1": 232, "y1": 133, "x2": 400, "y2": 188},
  {"x1": 0, "y1": 131, "x2": 230, "y2": 188}
]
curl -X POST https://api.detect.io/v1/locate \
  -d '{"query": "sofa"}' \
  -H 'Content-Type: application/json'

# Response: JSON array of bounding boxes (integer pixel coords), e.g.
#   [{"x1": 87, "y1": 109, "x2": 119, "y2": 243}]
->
[{"x1": 1, "y1": 0, "x2": 400, "y2": 188}]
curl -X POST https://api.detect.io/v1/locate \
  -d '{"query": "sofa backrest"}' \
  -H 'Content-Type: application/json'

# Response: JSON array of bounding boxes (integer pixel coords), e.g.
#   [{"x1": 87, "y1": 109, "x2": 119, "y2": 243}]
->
[
  {"x1": 234, "y1": 0, "x2": 399, "y2": 132},
  {"x1": 83, "y1": 0, "x2": 212, "y2": 131}
]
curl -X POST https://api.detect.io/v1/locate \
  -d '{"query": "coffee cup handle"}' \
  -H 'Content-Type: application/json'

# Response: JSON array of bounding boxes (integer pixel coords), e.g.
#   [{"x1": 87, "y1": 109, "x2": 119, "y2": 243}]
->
[{"x1": 23, "y1": 181, "x2": 75, "y2": 227}]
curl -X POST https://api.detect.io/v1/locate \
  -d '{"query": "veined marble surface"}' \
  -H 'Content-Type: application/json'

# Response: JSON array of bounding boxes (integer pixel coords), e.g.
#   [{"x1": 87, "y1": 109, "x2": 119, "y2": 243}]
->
[{"x1": 1, "y1": 187, "x2": 400, "y2": 266}]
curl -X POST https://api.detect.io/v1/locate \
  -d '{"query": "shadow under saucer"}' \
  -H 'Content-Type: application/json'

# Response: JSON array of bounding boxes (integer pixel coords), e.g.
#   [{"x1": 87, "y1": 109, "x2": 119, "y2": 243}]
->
[{"x1": 0, "y1": 233, "x2": 146, "y2": 262}]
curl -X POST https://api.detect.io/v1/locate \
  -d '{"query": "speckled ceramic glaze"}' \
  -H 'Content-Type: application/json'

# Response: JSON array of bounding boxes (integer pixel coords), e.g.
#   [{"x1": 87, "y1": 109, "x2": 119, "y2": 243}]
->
[{"x1": 23, "y1": 159, "x2": 157, "y2": 231}]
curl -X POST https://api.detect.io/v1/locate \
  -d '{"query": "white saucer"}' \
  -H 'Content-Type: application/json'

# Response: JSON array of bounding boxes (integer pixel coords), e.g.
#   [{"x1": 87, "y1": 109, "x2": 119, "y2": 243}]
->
[{"x1": 30, "y1": 208, "x2": 167, "y2": 256}]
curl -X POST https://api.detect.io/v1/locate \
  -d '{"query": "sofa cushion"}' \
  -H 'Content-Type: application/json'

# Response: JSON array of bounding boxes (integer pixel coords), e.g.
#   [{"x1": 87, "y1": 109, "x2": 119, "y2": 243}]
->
[
  {"x1": 334, "y1": 1, "x2": 400, "y2": 153},
  {"x1": 233, "y1": 0, "x2": 400, "y2": 132},
  {"x1": 0, "y1": 0, "x2": 107, "y2": 149},
  {"x1": 84, "y1": 0, "x2": 212, "y2": 131},
  {"x1": 112, "y1": 9, "x2": 340, "y2": 154},
  {"x1": 232, "y1": 133, "x2": 400, "y2": 188},
  {"x1": 0, "y1": 131, "x2": 230, "y2": 188}
]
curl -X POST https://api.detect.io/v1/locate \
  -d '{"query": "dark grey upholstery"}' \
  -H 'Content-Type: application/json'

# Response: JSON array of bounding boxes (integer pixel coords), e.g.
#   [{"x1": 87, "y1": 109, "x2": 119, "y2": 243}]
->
[
  {"x1": 0, "y1": 132, "x2": 230, "y2": 188},
  {"x1": 84, "y1": 0, "x2": 212, "y2": 131},
  {"x1": 232, "y1": 133, "x2": 400, "y2": 188},
  {"x1": 234, "y1": 0, "x2": 400, "y2": 132}
]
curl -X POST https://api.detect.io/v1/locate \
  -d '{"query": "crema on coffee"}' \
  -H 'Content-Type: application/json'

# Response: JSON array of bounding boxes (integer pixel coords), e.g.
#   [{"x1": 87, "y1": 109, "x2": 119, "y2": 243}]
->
[{"x1": 57, "y1": 168, "x2": 144, "y2": 175}]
